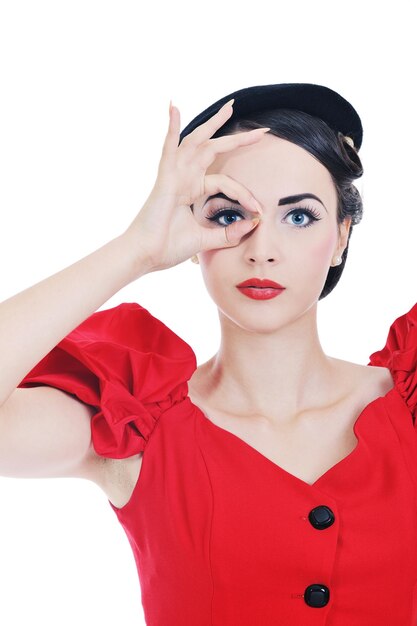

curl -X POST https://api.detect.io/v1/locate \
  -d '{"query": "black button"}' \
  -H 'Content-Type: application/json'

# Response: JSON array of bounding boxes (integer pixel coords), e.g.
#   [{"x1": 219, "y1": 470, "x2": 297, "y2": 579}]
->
[
  {"x1": 304, "y1": 584, "x2": 330, "y2": 607},
  {"x1": 308, "y1": 505, "x2": 335, "y2": 530}
]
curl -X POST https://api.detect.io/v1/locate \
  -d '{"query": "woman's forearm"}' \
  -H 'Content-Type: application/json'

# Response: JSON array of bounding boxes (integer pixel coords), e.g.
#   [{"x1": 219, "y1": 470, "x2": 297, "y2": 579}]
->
[{"x1": 0, "y1": 231, "x2": 149, "y2": 407}]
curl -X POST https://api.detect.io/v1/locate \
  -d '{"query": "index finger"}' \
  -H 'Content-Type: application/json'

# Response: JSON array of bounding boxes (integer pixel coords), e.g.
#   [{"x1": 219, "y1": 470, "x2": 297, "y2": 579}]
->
[
  {"x1": 199, "y1": 173, "x2": 264, "y2": 217},
  {"x1": 181, "y1": 99, "x2": 236, "y2": 146}
]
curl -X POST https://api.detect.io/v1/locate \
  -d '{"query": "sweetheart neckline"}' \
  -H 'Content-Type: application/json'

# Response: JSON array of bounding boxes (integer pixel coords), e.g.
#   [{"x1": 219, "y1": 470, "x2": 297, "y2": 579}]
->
[{"x1": 188, "y1": 383, "x2": 399, "y2": 489}]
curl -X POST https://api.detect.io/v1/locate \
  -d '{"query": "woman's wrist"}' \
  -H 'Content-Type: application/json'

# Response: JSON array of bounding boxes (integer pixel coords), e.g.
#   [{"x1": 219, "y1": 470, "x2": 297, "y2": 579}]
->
[{"x1": 117, "y1": 228, "x2": 155, "y2": 283}]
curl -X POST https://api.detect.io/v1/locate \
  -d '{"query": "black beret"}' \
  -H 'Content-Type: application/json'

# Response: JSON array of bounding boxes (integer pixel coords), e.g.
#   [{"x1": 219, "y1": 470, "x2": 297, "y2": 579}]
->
[{"x1": 179, "y1": 82, "x2": 363, "y2": 151}]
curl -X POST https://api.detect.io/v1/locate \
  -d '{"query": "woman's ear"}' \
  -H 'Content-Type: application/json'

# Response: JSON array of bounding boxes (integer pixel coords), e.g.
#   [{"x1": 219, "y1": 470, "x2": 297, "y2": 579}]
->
[
  {"x1": 339, "y1": 216, "x2": 352, "y2": 250},
  {"x1": 333, "y1": 216, "x2": 352, "y2": 262}
]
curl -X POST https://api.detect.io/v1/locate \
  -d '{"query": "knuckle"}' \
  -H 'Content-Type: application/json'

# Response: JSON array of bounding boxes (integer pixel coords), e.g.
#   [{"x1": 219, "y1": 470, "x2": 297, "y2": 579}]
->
[
  {"x1": 180, "y1": 134, "x2": 195, "y2": 148},
  {"x1": 198, "y1": 149, "x2": 215, "y2": 170}
]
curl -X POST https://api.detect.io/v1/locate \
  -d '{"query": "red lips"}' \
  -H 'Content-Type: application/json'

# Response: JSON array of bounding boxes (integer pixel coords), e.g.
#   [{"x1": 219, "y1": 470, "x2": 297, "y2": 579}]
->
[{"x1": 236, "y1": 278, "x2": 285, "y2": 289}]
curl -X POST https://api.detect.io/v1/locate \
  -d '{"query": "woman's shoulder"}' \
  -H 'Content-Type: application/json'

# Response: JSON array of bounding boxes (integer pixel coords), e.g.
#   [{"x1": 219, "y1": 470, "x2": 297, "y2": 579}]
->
[
  {"x1": 367, "y1": 301, "x2": 417, "y2": 418},
  {"x1": 321, "y1": 359, "x2": 394, "y2": 421},
  {"x1": 334, "y1": 358, "x2": 394, "y2": 392},
  {"x1": 19, "y1": 301, "x2": 198, "y2": 460}
]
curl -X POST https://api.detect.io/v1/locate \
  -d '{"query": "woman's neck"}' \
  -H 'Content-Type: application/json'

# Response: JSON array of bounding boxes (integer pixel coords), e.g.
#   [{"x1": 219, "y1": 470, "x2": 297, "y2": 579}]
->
[{"x1": 193, "y1": 306, "x2": 338, "y2": 425}]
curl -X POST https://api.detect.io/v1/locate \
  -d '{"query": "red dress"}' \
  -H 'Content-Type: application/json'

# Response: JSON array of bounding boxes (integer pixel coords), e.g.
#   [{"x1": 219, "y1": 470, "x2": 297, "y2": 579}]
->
[{"x1": 18, "y1": 301, "x2": 417, "y2": 625}]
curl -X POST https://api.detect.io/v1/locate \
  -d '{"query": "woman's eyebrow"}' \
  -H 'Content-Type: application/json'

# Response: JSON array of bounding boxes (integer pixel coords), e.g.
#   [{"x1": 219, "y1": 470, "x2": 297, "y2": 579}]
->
[
  {"x1": 202, "y1": 192, "x2": 327, "y2": 212},
  {"x1": 278, "y1": 193, "x2": 327, "y2": 212}
]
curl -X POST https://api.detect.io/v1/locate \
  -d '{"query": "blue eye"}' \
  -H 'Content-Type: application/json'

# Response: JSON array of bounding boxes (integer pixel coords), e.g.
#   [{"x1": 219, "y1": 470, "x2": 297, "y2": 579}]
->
[
  {"x1": 206, "y1": 205, "x2": 322, "y2": 228},
  {"x1": 284, "y1": 208, "x2": 321, "y2": 228},
  {"x1": 206, "y1": 208, "x2": 244, "y2": 227}
]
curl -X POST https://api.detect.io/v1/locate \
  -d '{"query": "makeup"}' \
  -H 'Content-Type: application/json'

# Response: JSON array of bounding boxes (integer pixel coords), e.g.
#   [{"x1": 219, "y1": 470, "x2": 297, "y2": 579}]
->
[{"x1": 237, "y1": 286, "x2": 285, "y2": 300}]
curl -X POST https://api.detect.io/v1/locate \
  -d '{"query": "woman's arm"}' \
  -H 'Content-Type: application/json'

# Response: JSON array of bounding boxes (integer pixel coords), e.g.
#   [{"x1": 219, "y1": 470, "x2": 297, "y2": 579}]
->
[
  {"x1": 0, "y1": 232, "x2": 147, "y2": 409},
  {"x1": 0, "y1": 232, "x2": 150, "y2": 483}
]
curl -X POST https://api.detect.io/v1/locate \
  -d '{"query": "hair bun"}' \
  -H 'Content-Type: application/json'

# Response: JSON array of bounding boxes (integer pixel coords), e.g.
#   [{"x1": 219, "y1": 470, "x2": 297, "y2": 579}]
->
[{"x1": 343, "y1": 135, "x2": 355, "y2": 148}]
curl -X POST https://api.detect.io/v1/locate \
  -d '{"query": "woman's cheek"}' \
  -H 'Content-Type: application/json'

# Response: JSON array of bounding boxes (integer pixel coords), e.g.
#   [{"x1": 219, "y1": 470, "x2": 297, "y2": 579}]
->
[
  {"x1": 310, "y1": 235, "x2": 336, "y2": 270},
  {"x1": 198, "y1": 250, "x2": 227, "y2": 298},
  {"x1": 296, "y1": 238, "x2": 337, "y2": 296}
]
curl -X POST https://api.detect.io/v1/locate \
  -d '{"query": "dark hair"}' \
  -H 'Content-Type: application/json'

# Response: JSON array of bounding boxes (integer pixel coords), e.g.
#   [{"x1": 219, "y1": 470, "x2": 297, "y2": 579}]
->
[{"x1": 210, "y1": 108, "x2": 364, "y2": 300}]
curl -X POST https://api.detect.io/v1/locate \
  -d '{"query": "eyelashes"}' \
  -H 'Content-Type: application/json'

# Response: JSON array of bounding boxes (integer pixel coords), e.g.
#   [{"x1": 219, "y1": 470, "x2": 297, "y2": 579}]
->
[{"x1": 205, "y1": 205, "x2": 322, "y2": 229}]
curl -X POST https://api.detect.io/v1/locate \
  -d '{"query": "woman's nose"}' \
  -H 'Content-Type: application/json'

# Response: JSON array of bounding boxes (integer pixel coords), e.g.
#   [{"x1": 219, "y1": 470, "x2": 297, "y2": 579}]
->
[{"x1": 243, "y1": 216, "x2": 279, "y2": 264}]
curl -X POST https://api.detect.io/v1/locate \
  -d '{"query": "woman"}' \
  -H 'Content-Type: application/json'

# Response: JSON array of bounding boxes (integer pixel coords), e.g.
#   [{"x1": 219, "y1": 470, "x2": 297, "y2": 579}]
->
[{"x1": 1, "y1": 83, "x2": 416, "y2": 624}]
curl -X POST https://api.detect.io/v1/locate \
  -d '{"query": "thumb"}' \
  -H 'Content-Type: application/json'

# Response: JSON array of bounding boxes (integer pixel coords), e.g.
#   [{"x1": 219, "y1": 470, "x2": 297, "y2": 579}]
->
[
  {"x1": 202, "y1": 217, "x2": 261, "y2": 251},
  {"x1": 223, "y1": 217, "x2": 261, "y2": 247}
]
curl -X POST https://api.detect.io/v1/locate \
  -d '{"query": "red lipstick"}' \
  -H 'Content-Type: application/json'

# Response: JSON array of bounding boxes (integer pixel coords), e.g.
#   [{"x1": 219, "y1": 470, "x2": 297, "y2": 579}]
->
[{"x1": 236, "y1": 277, "x2": 286, "y2": 300}]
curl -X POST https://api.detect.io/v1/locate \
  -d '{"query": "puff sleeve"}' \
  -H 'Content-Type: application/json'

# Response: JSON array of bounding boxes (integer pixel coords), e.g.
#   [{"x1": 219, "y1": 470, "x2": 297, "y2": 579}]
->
[
  {"x1": 368, "y1": 301, "x2": 417, "y2": 421},
  {"x1": 17, "y1": 302, "x2": 197, "y2": 459}
]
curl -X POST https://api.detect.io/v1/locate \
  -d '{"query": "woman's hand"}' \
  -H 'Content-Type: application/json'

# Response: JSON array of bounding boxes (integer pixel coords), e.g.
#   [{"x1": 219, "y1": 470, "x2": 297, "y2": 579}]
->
[{"x1": 123, "y1": 99, "x2": 268, "y2": 273}]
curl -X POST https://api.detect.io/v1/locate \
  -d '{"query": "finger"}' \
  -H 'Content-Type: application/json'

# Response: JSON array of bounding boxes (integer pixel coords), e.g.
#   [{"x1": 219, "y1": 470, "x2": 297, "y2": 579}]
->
[
  {"x1": 161, "y1": 103, "x2": 181, "y2": 157},
  {"x1": 202, "y1": 172, "x2": 263, "y2": 216},
  {"x1": 202, "y1": 216, "x2": 261, "y2": 251},
  {"x1": 181, "y1": 99, "x2": 235, "y2": 147},
  {"x1": 209, "y1": 127, "x2": 271, "y2": 154},
  {"x1": 196, "y1": 127, "x2": 270, "y2": 171}
]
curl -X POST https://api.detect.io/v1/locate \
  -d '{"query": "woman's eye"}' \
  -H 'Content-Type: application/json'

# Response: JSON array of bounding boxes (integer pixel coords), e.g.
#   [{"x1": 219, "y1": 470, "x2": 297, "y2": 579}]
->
[
  {"x1": 284, "y1": 208, "x2": 321, "y2": 229},
  {"x1": 205, "y1": 208, "x2": 244, "y2": 227}
]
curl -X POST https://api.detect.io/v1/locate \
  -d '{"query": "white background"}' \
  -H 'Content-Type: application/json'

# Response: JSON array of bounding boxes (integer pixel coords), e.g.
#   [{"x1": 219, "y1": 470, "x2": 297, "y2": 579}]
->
[{"x1": 0, "y1": 1, "x2": 416, "y2": 624}]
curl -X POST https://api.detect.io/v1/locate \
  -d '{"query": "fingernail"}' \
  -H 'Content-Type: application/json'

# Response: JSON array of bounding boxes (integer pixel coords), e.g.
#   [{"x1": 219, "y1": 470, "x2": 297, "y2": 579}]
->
[
  {"x1": 223, "y1": 98, "x2": 235, "y2": 108},
  {"x1": 251, "y1": 217, "x2": 261, "y2": 227},
  {"x1": 252, "y1": 198, "x2": 263, "y2": 214}
]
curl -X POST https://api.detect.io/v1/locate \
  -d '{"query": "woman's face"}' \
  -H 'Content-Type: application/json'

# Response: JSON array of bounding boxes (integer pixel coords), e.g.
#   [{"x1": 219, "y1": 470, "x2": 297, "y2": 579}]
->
[{"x1": 192, "y1": 133, "x2": 352, "y2": 333}]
